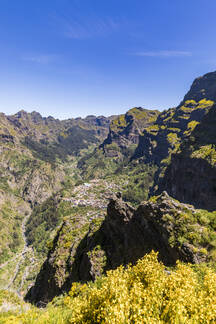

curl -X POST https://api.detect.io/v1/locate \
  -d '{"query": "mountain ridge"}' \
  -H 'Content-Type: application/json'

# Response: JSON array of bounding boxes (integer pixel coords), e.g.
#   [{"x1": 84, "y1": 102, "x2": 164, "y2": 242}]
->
[
  {"x1": 26, "y1": 191, "x2": 216, "y2": 305},
  {"x1": 0, "y1": 70, "x2": 216, "y2": 311}
]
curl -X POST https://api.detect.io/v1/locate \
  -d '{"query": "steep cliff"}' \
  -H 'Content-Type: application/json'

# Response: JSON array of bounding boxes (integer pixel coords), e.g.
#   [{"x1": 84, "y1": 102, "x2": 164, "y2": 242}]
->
[
  {"x1": 77, "y1": 107, "x2": 159, "y2": 185},
  {"x1": 129, "y1": 72, "x2": 216, "y2": 205},
  {"x1": 183, "y1": 71, "x2": 216, "y2": 103},
  {"x1": 133, "y1": 98, "x2": 214, "y2": 164},
  {"x1": 78, "y1": 73, "x2": 216, "y2": 204},
  {"x1": 157, "y1": 104, "x2": 216, "y2": 210},
  {"x1": 101, "y1": 107, "x2": 159, "y2": 158},
  {"x1": 2, "y1": 70, "x2": 216, "y2": 306}
]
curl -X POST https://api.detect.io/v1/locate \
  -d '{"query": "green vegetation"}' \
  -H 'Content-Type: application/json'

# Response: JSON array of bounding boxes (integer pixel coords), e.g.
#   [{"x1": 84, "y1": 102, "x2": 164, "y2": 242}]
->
[
  {"x1": 78, "y1": 148, "x2": 118, "y2": 179},
  {"x1": 110, "y1": 114, "x2": 127, "y2": 131},
  {"x1": 126, "y1": 107, "x2": 159, "y2": 122},
  {"x1": 146, "y1": 124, "x2": 160, "y2": 132},
  {"x1": 187, "y1": 120, "x2": 200, "y2": 130},
  {"x1": 197, "y1": 98, "x2": 214, "y2": 108},
  {"x1": 0, "y1": 290, "x2": 31, "y2": 321},
  {"x1": 165, "y1": 207, "x2": 216, "y2": 257},
  {"x1": 122, "y1": 163, "x2": 158, "y2": 205},
  {"x1": 191, "y1": 145, "x2": 216, "y2": 165},
  {"x1": 149, "y1": 194, "x2": 216, "y2": 261},
  {"x1": 167, "y1": 132, "x2": 179, "y2": 147},
  {"x1": 104, "y1": 142, "x2": 121, "y2": 153},
  {"x1": 0, "y1": 83, "x2": 216, "y2": 323},
  {"x1": 178, "y1": 104, "x2": 216, "y2": 166},
  {"x1": 4, "y1": 252, "x2": 216, "y2": 323},
  {"x1": 25, "y1": 196, "x2": 63, "y2": 256},
  {"x1": 0, "y1": 199, "x2": 24, "y2": 264},
  {"x1": 23, "y1": 126, "x2": 98, "y2": 163}
]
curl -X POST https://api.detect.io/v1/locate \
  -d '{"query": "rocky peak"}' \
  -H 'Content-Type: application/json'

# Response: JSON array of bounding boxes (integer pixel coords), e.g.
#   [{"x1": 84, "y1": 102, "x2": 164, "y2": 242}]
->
[
  {"x1": 182, "y1": 71, "x2": 216, "y2": 103},
  {"x1": 16, "y1": 109, "x2": 29, "y2": 118},
  {"x1": 26, "y1": 191, "x2": 215, "y2": 305},
  {"x1": 30, "y1": 111, "x2": 43, "y2": 123},
  {"x1": 133, "y1": 72, "x2": 215, "y2": 165},
  {"x1": 13, "y1": 110, "x2": 42, "y2": 123},
  {"x1": 101, "y1": 107, "x2": 159, "y2": 158},
  {"x1": 83, "y1": 115, "x2": 114, "y2": 128},
  {"x1": 107, "y1": 193, "x2": 134, "y2": 223}
]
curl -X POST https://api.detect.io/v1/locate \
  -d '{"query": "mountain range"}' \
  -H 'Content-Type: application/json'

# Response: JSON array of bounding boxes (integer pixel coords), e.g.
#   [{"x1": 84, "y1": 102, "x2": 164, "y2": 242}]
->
[{"x1": 0, "y1": 71, "x2": 216, "y2": 320}]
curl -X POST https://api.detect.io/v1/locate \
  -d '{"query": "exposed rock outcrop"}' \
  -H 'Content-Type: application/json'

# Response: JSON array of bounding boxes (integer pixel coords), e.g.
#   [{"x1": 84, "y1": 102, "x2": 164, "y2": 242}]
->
[
  {"x1": 101, "y1": 107, "x2": 159, "y2": 158},
  {"x1": 26, "y1": 192, "x2": 212, "y2": 305},
  {"x1": 3, "y1": 70, "x2": 216, "y2": 303},
  {"x1": 183, "y1": 71, "x2": 216, "y2": 103},
  {"x1": 157, "y1": 104, "x2": 216, "y2": 210},
  {"x1": 133, "y1": 99, "x2": 214, "y2": 164},
  {"x1": 4, "y1": 110, "x2": 113, "y2": 143}
]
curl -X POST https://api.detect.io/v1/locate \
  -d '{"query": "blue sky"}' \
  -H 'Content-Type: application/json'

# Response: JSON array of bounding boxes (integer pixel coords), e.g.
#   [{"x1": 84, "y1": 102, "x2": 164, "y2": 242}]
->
[{"x1": 1, "y1": 0, "x2": 216, "y2": 119}]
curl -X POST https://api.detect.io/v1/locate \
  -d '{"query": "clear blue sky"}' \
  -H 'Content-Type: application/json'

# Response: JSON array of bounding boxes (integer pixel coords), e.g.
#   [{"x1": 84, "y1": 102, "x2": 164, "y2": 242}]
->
[{"x1": 1, "y1": 0, "x2": 216, "y2": 119}]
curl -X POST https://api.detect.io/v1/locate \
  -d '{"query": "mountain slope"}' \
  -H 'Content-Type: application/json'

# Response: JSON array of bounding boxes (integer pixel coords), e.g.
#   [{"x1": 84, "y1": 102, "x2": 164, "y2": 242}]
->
[
  {"x1": 157, "y1": 104, "x2": 216, "y2": 210},
  {"x1": 23, "y1": 70, "x2": 216, "y2": 305},
  {"x1": 77, "y1": 107, "x2": 159, "y2": 178},
  {"x1": 26, "y1": 192, "x2": 216, "y2": 304},
  {"x1": 78, "y1": 74, "x2": 216, "y2": 205},
  {"x1": 133, "y1": 99, "x2": 214, "y2": 164},
  {"x1": 0, "y1": 110, "x2": 114, "y2": 293},
  {"x1": 1, "y1": 70, "x2": 216, "y2": 308},
  {"x1": 101, "y1": 107, "x2": 159, "y2": 158},
  {"x1": 183, "y1": 70, "x2": 216, "y2": 103}
]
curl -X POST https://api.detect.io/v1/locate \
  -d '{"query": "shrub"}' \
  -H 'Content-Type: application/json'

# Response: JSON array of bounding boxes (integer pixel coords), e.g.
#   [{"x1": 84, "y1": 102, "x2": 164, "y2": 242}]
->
[{"x1": 8, "y1": 251, "x2": 216, "y2": 323}]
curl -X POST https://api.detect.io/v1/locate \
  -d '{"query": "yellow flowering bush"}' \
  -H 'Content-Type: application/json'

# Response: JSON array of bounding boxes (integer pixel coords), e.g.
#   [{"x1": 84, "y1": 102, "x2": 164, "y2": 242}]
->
[
  {"x1": 5, "y1": 251, "x2": 216, "y2": 323},
  {"x1": 191, "y1": 145, "x2": 216, "y2": 165}
]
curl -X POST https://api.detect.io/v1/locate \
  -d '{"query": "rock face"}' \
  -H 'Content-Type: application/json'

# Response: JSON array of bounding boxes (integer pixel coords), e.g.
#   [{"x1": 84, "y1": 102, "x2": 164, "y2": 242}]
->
[
  {"x1": 26, "y1": 192, "x2": 213, "y2": 305},
  {"x1": 133, "y1": 99, "x2": 214, "y2": 165},
  {"x1": 3, "y1": 70, "x2": 216, "y2": 304},
  {"x1": 131, "y1": 72, "x2": 216, "y2": 168},
  {"x1": 76, "y1": 107, "x2": 160, "y2": 180},
  {"x1": 157, "y1": 105, "x2": 216, "y2": 211},
  {"x1": 4, "y1": 110, "x2": 113, "y2": 143},
  {"x1": 129, "y1": 72, "x2": 216, "y2": 205},
  {"x1": 183, "y1": 71, "x2": 216, "y2": 103},
  {"x1": 78, "y1": 71, "x2": 216, "y2": 183},
  {"x1": 101, "y1": 107, "x2": 159, "y2": 158}
]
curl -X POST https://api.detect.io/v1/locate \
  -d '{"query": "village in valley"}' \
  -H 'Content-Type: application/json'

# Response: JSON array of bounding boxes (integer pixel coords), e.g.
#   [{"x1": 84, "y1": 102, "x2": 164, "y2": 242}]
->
[{"x1": 63, "y1": 179, "x2": 122, "y2": 211}]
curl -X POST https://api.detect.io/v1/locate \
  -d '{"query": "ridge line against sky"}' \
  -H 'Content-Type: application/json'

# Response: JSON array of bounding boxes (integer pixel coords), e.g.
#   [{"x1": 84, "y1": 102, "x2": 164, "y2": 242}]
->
[{"x1": 0, "y1": 0, "x2": 215, "y2": 119}]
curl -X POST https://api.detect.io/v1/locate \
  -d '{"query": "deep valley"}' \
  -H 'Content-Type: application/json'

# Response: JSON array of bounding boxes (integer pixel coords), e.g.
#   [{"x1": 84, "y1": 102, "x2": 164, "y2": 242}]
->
[{"x1": 1, "y1": 71, "x2": 216, "y2": 322}]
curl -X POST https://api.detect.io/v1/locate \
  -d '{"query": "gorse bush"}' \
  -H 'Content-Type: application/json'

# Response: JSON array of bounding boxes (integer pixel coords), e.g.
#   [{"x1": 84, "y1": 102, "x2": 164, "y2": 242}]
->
[{"x1": 6, "y1": 251, "x2": 216, "y2": 323}]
